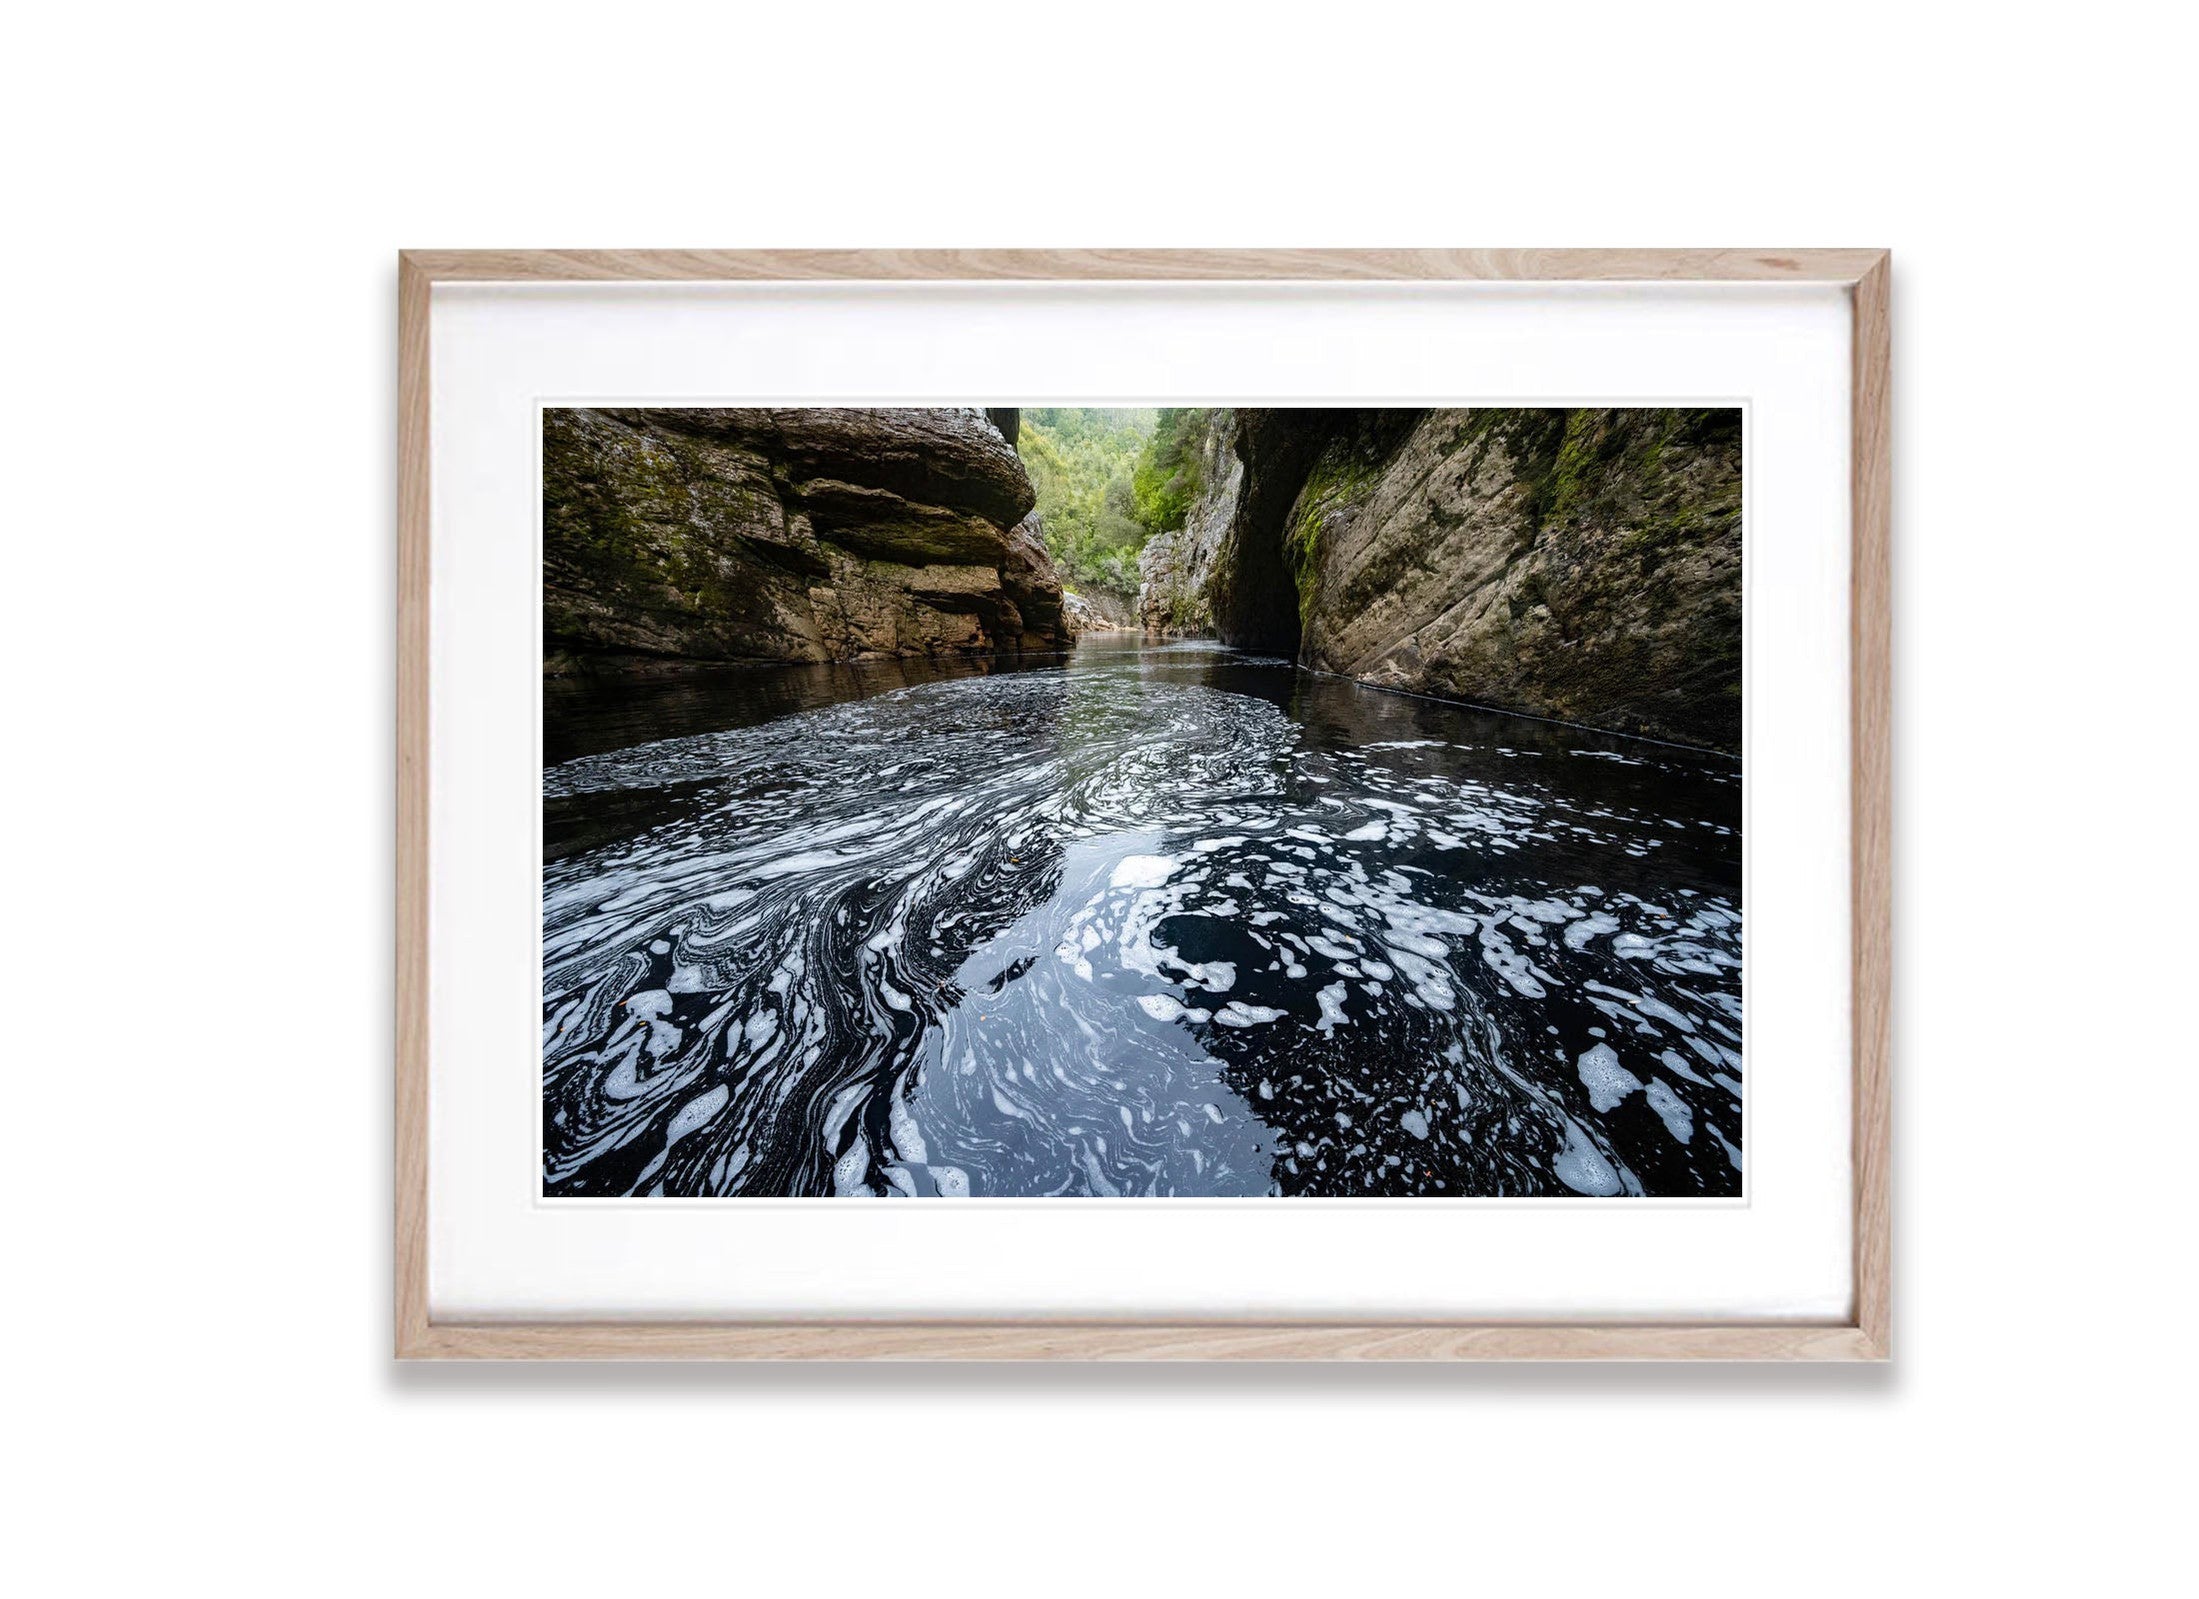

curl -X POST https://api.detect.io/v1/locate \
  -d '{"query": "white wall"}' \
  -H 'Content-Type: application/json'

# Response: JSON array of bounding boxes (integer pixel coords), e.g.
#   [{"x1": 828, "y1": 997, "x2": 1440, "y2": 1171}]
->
[{"x1": 9, "y1": 3, "x2": 2188, "y2": 1593}]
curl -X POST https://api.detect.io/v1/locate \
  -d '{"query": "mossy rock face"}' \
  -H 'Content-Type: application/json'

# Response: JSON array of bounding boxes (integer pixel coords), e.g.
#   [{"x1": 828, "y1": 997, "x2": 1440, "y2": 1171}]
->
[
  {"x1": 543, "y1": 407, "x2": 1068, "y2": 669},
  {"x1": 1282, "y1": 407, "x2": 1743, "y2": 752},
  {"x1": 1135, "y1": 410, "x2": 1243, "y2": 636}
]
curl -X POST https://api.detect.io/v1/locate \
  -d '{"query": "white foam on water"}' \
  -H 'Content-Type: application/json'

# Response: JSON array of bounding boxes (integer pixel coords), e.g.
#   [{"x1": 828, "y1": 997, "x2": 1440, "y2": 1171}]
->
[
  {"x1": 1400, "y1": 1108, "x2": 1430, "y2": 1140},
  {"x1": 1712, "y1": 1126, "x2": 1744, "y2": 1172},
  {"x1": 1643, "y1": 1078, "x2": 1694, "y2": 1144},
  {"x1": 1564, "y1": 911, "x2": 1621, "y2": 950},
  {"x1": 1110, "y1": 854, "x2": 1179, "y2": 889},
  {"x1": 1382, "y1": 928, "x2": 1449, "y2": 959},
  {"x1": 1632, "y1": 991, "x2": 1697, "y2": 1032},
  {"x1": 832, "y1": 1134, "x2": 872, "y2": 1197},
  {"x1": 665, "y1": 1083, "x2": 729, "y2": 1146},
  {"x1": 1391, "y1": 949, "x2": 1456, "y2": 1010},
  {"x1": 753, "y1": 849, "x2": 856, "y2": 880},
  {"x1": 1314, "y1": 982, "x2": 1351, "y2": 1032},
  {"x1": 546, "y1": 663, "x2": 1744, "y2": 1200},
  {"x1": 1658, "y1": 1047, "x2": 1711, "y2": 1086},
  {"x1": 1214, "y1": 1001, "x2": 1286, "y2": 1028},
  {"x1": 1551, "y1": 1121, "x2": 1623, "y2": 1195},
  {"x1": 888, "y1": 1093, "x2": 928, "y2": 1164},
  {"x1": 1477, "y1": 926, "x2": 1547, "y2": 998},
  {"x1": 1576, "y1": 1043, "x2": 1644, "y2": 1112}
]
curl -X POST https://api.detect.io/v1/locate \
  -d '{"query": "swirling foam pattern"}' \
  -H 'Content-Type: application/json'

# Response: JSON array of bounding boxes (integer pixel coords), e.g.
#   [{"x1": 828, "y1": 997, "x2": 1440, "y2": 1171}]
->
[{"x1": 543, "y1": 642, "x2": 1743, "y2": 1197}]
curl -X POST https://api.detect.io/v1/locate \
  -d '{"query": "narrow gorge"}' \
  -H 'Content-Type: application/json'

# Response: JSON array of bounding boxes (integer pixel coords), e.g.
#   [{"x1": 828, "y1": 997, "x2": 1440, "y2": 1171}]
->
[
  {"x1": 541, "y1": 405, "x2": 1745, "y2": 1200},
  {"x1": 546, "y1": 404, "x2": 1740, "y2": 753}
]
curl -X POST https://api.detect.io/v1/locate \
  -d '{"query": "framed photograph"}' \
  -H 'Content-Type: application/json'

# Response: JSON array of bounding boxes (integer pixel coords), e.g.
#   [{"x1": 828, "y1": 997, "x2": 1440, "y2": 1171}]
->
[{"x1": 397, "y1": 249, "x2": 1889, "y2": 1359}]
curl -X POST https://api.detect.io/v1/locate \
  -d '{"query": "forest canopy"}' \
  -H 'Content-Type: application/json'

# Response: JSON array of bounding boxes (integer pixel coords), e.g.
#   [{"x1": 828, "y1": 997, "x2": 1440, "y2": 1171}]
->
[{"x1": 1016, "y1": 407, "x2": 1217, "y2": 598}]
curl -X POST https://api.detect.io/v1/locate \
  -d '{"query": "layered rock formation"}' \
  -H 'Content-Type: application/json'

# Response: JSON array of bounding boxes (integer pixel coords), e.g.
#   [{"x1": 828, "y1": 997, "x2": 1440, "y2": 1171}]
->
[
  {"x1": 544, "y1": 407, "x2": 1073, "y2": 670},
  {"x1": 1135, "y1": 407, "x2": 1743, "y2": 752}
]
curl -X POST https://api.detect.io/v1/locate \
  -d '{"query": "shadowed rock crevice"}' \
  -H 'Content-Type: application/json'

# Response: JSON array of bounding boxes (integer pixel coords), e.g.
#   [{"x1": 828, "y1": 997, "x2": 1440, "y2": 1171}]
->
[{"x1": 1206, "y1": 410, "x2": 1347, "y2": 656}]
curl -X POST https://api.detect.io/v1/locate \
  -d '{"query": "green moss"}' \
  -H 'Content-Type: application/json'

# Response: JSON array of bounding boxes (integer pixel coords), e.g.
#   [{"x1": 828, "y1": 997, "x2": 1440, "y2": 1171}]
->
[{"x1": 1284, "y1": 416, "x2": 1419, "y2": 625}]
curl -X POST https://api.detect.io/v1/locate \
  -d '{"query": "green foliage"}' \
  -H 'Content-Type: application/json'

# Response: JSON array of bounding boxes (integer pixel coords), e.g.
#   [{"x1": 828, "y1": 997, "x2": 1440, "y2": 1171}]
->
[
  {"x1": 1016, "y1": 408, "x2": 1158, "y2": 597},
  {"x1": 1131, "y1": 408, "x2": 1215, "y2": 537},
  {"x1": 1013, "y1": 407, "x2": 1229, "y2": 597}
]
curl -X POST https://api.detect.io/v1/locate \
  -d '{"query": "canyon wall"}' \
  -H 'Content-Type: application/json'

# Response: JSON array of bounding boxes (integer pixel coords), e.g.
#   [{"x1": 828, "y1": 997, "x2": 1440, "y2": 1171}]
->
[
  {"x1": 1135, "y1": 411, "x2": 1242, "y2": 635},
  {"x1": 544, "y1": 407, "x2": 1072, "y2": 671},
  {"x1": 1286, "y1": 408, "x2": 1742, "y2": 751},
  {"x1": 1145, "y1": 407, "x2": 1742, "y2": 752}
]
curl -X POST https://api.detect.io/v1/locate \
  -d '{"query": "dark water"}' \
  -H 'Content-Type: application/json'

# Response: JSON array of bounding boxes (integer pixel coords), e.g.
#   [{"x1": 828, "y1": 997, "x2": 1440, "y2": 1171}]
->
[{"x1": 543, "y1": 639, "x2": 1742, "y2": 1199}]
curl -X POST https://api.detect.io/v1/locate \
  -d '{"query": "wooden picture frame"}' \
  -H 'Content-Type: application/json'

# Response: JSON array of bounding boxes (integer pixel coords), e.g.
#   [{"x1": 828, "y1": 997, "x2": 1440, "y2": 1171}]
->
[{"x1": 397, "y1": 249, "x2": 1890, "y2": 1360}]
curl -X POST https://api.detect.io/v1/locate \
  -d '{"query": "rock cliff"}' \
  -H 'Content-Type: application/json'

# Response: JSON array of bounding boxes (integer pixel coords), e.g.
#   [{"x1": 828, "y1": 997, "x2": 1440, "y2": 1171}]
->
[
  {"x1": 1135, "y1": 410, "x2": 1242, "y2": 634},
  {"x1": 544, "y1": 407, "x2": 1073, "y2": 670},
  {"x1": 1063, "y1": 587, "x2": 1136, "y2": 633},
  {"x1": 1286, "y1": 408, "x2": 1741, "y2": 750},
  {"x1": 1137, "y1": 407, "x2": 1743, "y2": 752}
]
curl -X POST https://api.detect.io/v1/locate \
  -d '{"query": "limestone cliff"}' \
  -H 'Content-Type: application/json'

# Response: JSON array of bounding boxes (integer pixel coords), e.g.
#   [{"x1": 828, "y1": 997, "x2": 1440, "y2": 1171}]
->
[{"x1": 544, "y1": 407, "x2": 1073, "y2": 670}]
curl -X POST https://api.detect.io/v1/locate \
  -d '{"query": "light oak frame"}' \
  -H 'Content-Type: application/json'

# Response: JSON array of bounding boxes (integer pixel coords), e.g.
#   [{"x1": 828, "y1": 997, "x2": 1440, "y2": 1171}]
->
[{"x1": 397, "y1": 249, "x2": 1891, "y2": 1360}]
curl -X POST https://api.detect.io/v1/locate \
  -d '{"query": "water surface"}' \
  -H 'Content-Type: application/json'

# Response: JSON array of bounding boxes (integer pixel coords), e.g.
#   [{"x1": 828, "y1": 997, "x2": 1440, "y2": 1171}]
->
[{"x1": 543, "y1": 639, "x2": 1742, "y2": 1198}]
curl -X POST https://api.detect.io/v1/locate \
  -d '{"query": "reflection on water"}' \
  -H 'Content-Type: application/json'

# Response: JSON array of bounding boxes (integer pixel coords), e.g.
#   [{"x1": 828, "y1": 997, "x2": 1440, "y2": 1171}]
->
[{"x1": 543, "y1": 639, "x2": 1742, "y2": 1198}]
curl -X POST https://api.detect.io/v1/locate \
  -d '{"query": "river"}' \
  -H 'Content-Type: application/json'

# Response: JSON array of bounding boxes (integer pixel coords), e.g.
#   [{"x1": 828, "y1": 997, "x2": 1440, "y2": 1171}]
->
[{"x1": 543, "y1": 637, "x2": 1743, "y2": 1199}]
